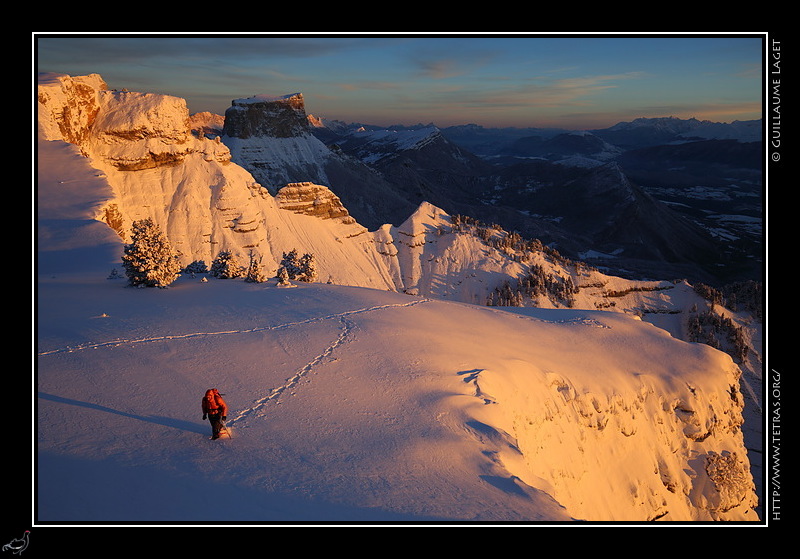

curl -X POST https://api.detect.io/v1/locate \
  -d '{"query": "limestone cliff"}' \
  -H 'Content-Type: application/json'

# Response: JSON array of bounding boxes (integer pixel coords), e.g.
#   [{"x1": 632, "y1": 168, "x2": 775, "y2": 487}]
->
[
  {"x1": 36, "y1": 73, "x2": 388, "y2": 290},
  {"x1": 275, "y1": 182, "x2": 356, "y2": 224},
  {"x1": 222, "y1": 93, "x2": 310, "y2": 139},
  {"x1": 38, "y1": 72, "x2": 232, "y2": 171}
]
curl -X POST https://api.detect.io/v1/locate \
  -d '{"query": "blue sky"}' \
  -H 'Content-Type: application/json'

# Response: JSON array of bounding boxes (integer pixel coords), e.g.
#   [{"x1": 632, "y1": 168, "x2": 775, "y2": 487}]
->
[{"x1": 35, "y1": 33, "x2": 764, "y2": 129}]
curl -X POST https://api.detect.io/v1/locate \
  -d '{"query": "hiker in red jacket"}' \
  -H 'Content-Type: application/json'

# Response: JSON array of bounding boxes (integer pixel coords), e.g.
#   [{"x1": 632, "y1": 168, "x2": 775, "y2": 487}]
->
[{"x1": 202, "y1": 388, "x2": 229, "y2": 439}]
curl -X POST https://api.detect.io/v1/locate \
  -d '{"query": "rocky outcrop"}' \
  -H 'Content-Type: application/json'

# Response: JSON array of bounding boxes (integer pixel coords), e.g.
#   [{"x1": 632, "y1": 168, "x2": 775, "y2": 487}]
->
[
  {"x1": 219, "y1": 93, "x2": 333, "y2": 193},
  {"x1": 275, "y1": 182, "x2": 355, "y2": 224},
  {"x1": 222, "y1": 93, "x2": 310, "y2": 139},
  {"x1": 189, "y1": 111, "x2": 225, "y2": 138},
  {"x1": 38, "y1": 72, "x2": 232, "y2": 171},
  {"x1": 37, "y1": 73, "x2": 106, "y2": 147},
  {"x1": 218, "y1": 91, "x2": 417, "y2": 227}
]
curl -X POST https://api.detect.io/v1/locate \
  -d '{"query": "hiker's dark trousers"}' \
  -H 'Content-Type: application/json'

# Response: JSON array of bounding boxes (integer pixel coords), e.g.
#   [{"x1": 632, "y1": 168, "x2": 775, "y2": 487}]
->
[{"x1": 208, "y1": 412, "x2": 223, "y2": 438}]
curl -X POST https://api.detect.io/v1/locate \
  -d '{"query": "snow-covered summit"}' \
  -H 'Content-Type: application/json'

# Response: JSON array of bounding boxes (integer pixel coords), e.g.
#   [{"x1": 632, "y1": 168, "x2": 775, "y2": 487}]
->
[
  {"x1": 341, "y1": 126, "x2": 444, "y2": 164},
  {"x1": 38, "y1": 72, "x2": 232, "y2": 171}
]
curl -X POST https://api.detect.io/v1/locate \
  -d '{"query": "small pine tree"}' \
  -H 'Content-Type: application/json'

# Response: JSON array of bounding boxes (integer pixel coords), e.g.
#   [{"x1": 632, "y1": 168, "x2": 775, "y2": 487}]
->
[
  {"x1": 276, "y1": 249, "x2": 317, "y2": 282},
  {"x1": 276, "y1": 265, "x2": 291, "y2": 286},
  {"x1": 210, "y1": 250, "x2": 244, "y2": 279},
  {"x1": 121, "y1": 218, "x2": 181, "y2": 288},
  {"x1": 245, "y1": 252, "x2": 268, "y2": 283},
  {"x1": 278, "y1": 249, "x2": 301, "y2": 280},
  {"x1": 183, "y1": 260, "x2": 208, "y2": 275},
  {"x1": 297, "y1": 253, "x2": 317, "y2": 282}
]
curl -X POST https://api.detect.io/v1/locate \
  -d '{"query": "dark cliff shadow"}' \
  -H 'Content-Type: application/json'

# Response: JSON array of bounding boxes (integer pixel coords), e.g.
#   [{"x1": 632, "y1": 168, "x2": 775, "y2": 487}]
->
[{"x1": 37, "y1": 392, "x2": 205, "y2": 434}]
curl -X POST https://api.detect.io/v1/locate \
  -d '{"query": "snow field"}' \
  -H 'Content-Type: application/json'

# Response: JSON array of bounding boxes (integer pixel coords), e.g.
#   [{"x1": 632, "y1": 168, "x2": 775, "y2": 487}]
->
[{"x1": 38, "y1": 274, "x2": 756, "y2": 522}]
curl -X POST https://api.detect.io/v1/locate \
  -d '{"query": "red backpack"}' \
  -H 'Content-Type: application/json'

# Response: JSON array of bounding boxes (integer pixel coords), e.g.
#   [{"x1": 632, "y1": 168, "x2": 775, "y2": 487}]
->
[{"x1": 202, "y1": 388, "x2": 227, "y2": 415}]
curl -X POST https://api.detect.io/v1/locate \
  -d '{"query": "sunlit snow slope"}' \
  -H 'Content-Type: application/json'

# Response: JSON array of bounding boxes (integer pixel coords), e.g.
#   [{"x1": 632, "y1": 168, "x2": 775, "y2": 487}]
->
[{"x1": 37, "y1": 132, "x2": 758, "y2": 523}]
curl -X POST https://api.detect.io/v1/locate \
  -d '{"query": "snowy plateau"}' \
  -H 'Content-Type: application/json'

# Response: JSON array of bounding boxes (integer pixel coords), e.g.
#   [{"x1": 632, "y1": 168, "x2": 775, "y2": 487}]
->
[{"x1": 35, "y1": 73, "x2": 763, "y2": 525}]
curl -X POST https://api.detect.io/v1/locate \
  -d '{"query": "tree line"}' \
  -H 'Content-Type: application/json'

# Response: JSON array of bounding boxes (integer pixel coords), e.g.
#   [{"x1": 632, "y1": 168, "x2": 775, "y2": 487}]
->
[{"x1": 118, "y1": 218, "x2": 316, "y2": 288}]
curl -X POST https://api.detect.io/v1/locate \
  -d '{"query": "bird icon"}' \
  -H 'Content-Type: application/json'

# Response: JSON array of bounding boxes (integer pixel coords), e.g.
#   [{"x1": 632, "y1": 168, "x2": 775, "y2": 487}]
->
[{"x1": 2, "y1": 531, "x2": 29, "y2": 555}]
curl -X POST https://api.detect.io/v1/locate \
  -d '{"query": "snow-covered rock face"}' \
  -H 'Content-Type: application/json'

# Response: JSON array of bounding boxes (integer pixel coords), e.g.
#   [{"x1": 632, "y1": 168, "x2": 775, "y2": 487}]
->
[
  {"x1": 37, "y1": 73, "x2": 106, "y2": 146},
  {"x1": 36, "y1": 74, "x2": 399, "y2": 291},
  {"x1": 468, "y1": 324, "x2": 757, "y2": 521},
  {"x1": 37, "y1": 73, "x2": 272, "y2": 267},
  {"x1": 89, "y1": 91, "x2": 233, "y2": 171},
  {"x1": 275, "y1": 182, "x2": 355, "y2": 224},
  {"x1": 38, "y1": 72, "x2": 233, "y2": 171},
  {"x1": 217, "y1": 93, "x2": 334, "y2": 193}
]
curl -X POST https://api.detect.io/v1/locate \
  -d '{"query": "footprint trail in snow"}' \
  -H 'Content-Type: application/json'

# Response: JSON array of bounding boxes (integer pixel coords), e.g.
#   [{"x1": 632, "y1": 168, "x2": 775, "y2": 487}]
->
[
  {"x1": 38, "y1": 297, "x2": 432, "y2": 430},
  {"x1": 37, "y1": 298, "x2": 430, "y2": 356},
  {"x1": 227, "y1": 315, "x2": 354, "y2": 426}
]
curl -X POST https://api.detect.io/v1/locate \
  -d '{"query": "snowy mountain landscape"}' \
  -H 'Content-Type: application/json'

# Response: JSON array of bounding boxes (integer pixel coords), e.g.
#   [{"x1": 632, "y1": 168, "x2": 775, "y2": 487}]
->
[{"x1": 35, "y1": 72, "x2": 764, "y2": 526}]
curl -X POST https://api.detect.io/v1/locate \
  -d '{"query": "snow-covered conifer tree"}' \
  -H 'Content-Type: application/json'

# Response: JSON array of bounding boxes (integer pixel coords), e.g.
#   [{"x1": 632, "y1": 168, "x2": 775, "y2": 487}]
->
[
  {"x1": 297, "y1": 253, "x2": 317, "y2": 282},
  {"x1": 276, "y1": 249, "x2": 316, "y2": 282},
  {"x1": 183, "y1": 260, "x2": 208, "y2": 275},
  {"x1": 210, "y1": 250, "x2": 244, "y2": 279},
  {"x1": 276, "y1": 265, "x2": 291, "y2": 286},
  {"x1": 121, "y1": 218, "x2": 181, "y2": 288},
  {"x1": 278, "y1": 249, "x2": 301, "y2": 279}
]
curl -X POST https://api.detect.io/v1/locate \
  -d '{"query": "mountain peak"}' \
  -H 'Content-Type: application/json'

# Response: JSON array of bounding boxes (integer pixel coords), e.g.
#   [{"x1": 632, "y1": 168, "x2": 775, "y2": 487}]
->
[
  {"x1": 222, "y1": 92, "x2": 311, "y2": 139},
  {"x1": 398, "y1": 201, "x2": 451, "y2": 236},
  {"x1": 38, "y1": 72, "x2": 231, "y2": 171}
]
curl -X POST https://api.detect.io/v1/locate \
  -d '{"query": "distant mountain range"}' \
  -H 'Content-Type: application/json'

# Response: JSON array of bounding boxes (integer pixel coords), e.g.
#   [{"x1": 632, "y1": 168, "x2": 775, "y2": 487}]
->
[
  {"x1": 40, "y1": 72, "x2": 762, "y2": 290},
  {"x1": 306, "y1": 116, "x2": 762, "y2": 287}
]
